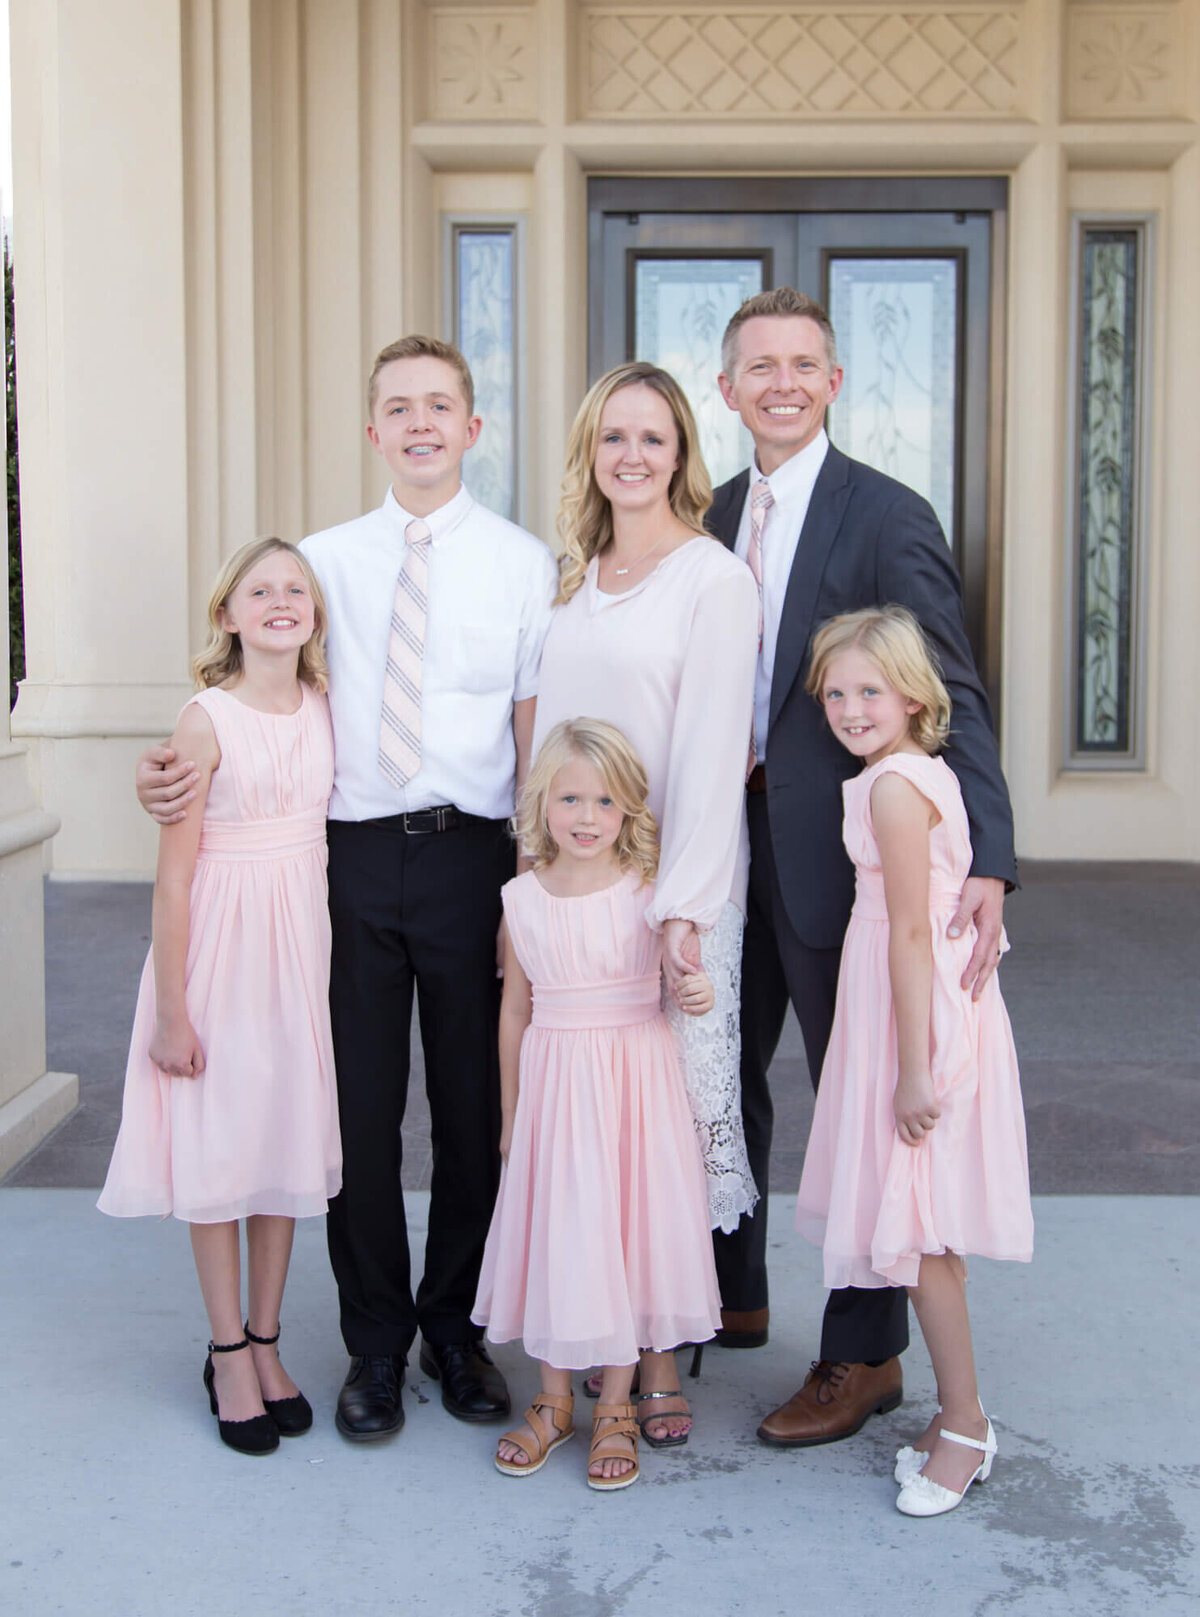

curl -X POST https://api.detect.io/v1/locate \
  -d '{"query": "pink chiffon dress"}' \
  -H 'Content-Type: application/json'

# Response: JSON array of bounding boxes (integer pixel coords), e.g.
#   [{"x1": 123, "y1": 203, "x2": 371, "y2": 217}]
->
[
  {"x1": 98, "y1": 683, "x2": 342, "y2": 1224},
  {"x1": 472, "y1": 870, "x2": 722, "y2": 1369},
  {"x1": 795, "y1": 752, "x2": 1033, "y2": 1289}
]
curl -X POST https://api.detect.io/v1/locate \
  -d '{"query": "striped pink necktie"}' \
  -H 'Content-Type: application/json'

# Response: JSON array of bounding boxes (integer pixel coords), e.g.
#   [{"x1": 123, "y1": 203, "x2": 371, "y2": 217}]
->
[
  {"x1": 746, "y1": 478, "x2": 773, "y2": 773},
  {"x1": 379, "y1": 518, "x2": 432, "y2": 788}
]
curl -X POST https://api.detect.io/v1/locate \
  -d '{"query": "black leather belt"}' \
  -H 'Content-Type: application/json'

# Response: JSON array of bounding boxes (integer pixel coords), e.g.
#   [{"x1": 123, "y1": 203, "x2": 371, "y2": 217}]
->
[
  {"x1": 367, "y1": 805, "x2": 493, "y2": 834},
  {"x1": 746, "y1": 765, "x2": 767, "y2": 795}
]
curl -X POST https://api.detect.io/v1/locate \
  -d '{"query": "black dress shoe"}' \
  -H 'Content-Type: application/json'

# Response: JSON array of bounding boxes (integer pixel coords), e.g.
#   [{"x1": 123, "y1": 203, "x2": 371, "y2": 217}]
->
[
  {"x1": 335, "y1": 1354, "x2": 406, "y2": 1442},
  {"x1": 419, "y1": 1341, "x2": 511, "y2": 1422}
]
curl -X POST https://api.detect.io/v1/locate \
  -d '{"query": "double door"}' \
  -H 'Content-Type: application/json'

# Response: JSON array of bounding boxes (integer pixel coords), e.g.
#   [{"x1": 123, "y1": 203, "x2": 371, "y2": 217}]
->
[{"x1": 588, "y1": 177, "x2": 1006, "y2": 700}]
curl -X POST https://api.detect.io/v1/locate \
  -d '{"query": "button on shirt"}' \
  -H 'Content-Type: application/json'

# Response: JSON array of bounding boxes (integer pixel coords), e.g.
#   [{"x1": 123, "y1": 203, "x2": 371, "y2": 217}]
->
[
  {"x1": 302, "y1": 484, "x2": 558, "y2": 822},
  {"x1": 733, "y1": 430, "x2": 830, "y2": 762}
]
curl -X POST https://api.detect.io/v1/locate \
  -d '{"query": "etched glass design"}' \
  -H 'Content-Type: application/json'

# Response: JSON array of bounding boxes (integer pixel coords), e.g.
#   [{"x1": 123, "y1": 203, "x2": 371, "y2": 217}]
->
[
  {"x1": 634, "y1": 258, "x2": 763, "y2": 489},
  {"x1": 828, "y1": 257, "x2": 958, "y2": 544},
  {"x1": 456, "y1": 229, "x2": 516, "y2": 520},
  {"x1": 1074, "y1": 229, "x2": 1139, "y2": 755}
]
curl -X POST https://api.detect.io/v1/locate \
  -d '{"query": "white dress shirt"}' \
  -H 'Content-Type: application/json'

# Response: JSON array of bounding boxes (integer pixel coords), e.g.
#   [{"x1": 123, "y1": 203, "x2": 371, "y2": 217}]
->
[
  {"x1": 733, "y1": 430, "x2": 830, "y2": 762},
  {"x1": 302, "y1": 485, "x2": 558, "y2": 822}
]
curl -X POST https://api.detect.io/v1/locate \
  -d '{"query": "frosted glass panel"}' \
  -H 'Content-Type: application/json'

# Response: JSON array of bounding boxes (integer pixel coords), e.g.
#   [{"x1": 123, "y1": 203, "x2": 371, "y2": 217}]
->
[
  {"x1": 456, "y1": 229, "x2": 516, "y2": 520},
  {"x1": 828, "y1": 257, "x2": 958, "y2": 543},
  {"x1": 634, "y1": 257, "x2": 763, "y2": 489},
  {"x1": 1074, "y1": 228, "x2": 1140, "y2": 756}
]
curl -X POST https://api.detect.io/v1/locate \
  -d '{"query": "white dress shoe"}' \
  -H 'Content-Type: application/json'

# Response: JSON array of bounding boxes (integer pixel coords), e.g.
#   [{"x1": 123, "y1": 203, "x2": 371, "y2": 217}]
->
[
  {"x1": 894, "y1": 1406, "x2": 941, "y2": 1484},
  {"x1": 895, "y1": 1418, "x2": 996, "y2": 1517}
]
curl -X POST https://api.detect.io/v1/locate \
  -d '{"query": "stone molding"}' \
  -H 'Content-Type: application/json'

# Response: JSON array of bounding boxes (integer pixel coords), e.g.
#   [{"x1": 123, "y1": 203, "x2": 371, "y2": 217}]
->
[
  {"x1": 428, "y1": 7, "x2": 539, "y2": 120},
  {"x1": 581, "y1": 6, "x2": 1025, "y2": 119},
  {"x1": 1064, "y1": 5, "x2": 1182, "y2": 121}
]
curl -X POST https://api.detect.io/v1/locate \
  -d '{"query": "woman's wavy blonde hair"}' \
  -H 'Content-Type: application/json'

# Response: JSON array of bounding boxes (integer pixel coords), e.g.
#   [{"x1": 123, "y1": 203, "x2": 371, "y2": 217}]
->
[
  {"x1": 515, "y1": 718, "x2": 659, "y2": 881},
  {"x1": 805, "y1": 605, "x2": 951, "y2": 755},
  {"x1": 555, "y1": 363, "x2": 713, "y2": 605},
  {"x1": 192, "y1": 537, "x2": 329, "y2": 693}
]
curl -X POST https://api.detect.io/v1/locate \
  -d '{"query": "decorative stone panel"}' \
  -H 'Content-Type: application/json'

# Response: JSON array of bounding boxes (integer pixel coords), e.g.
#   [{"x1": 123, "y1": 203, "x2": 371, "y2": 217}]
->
[
  {"x1": 583, "y1": 7, "x2": 1024, "y2": 118},
  {"x1": 429, "y1": 7, "x2": 538, "y2": 120},
  {"x1": 1065, "y1": 6, "x2": 1181, "y2": 120}
]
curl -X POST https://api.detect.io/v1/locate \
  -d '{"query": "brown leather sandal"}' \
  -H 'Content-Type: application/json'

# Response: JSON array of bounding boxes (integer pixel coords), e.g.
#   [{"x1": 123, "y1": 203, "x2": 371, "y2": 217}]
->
[
  {"x1": 586, "y1": 1401, "x2": 640, "y2": 1492},
  {"x1": 494, "y1": 1391, "x2": 575, "y2": 1477}
]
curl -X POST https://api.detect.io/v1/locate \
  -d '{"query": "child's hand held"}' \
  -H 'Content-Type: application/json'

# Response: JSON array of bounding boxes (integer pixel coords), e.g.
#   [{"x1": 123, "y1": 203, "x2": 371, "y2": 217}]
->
[{"x1": 676, "y1": 970, "x2": 714, "y2": 1018}]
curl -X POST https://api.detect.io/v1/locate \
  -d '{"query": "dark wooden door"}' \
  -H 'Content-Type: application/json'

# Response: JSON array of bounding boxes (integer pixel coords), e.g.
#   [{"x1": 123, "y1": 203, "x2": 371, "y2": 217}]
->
[{"x1": 588, "y1": 177, "x2": 1006, "y2": 704}]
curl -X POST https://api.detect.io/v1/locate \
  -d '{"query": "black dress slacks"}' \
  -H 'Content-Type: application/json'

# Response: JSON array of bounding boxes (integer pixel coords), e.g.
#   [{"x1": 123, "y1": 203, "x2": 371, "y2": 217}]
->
[
  {"x1": 324, "y1": 813, "x2": 513, "y2": 1356},
  {"x1": 713, "y1": 790, "x2": 910, "y2": 1364}
]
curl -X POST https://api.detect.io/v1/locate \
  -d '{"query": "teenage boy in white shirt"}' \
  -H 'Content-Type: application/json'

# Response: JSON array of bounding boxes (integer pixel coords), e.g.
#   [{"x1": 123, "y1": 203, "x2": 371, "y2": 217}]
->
[{"x1": 139, "y1": 336, "x2": 557, "y2": 1442}]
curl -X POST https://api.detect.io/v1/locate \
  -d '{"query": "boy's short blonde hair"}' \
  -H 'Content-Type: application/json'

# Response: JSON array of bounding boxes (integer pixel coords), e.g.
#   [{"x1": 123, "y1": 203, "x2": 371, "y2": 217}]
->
[
  {"x1": 192, "y1": 537, "x2": 329, "y2": 693},
  {"x1": 515, "y1": 718, "x2": 659, "y2": 881},
  {"x1": 367, "y1": 335, "x2": 475, "y2": 415},
  {"x1": 805, "y1": 605, "x2": 951, "y2": 755}
]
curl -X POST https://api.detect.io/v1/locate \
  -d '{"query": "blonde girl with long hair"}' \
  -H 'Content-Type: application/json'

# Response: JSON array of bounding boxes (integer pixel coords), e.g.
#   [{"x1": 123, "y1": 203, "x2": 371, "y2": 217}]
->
[
  {"x1": 795, "y1": 607, "x2": 1033, "y2": 1517},
  {"x1": 99, "y1": 538, "x2": 342, "y2": 1457},
  {"x1": 531, "y1": 363, "x2": 760, "y2": 1445},
  {"x1": 472, "y1": 719, "x2": 722, "y2": 1490}
]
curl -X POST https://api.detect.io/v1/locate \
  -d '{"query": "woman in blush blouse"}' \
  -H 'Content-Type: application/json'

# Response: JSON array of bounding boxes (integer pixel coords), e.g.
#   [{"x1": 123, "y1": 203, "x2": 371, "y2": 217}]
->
[{"x1": 531, "y1": 361, "x2": 759, "y2": 1446}]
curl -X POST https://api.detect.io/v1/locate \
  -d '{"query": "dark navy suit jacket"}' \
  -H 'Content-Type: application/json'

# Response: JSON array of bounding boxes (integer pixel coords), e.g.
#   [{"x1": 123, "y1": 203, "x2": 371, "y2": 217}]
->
[{"x1": 708, "y1": 444, "x2": 1017, "y2": 950}]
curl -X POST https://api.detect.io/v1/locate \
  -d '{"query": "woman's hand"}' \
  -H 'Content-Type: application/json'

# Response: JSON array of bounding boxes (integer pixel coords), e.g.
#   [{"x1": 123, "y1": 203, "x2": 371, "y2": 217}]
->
[
  {"x1": 893, "y1": 1068, "x2": 940, "y2": 1146},
  {"x1": 676, "y1": 970, "x2": 714, "y2": 1018},
  {"x1": 661, "y1": 918, "x2": 702, "y2": 994},
  {"x1": 499, "y1": 1114, "x2": 514, "y2": 1165},
  {"x1": 137, "y1": 745, "x2": 200, "y2": 826},
  {"x1": 149, "y1": 1016, "x2": 206, "y2": 1079}
]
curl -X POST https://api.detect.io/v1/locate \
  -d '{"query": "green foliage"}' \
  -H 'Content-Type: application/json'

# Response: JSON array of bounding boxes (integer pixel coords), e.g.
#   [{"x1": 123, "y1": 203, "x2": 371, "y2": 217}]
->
[{"x1": 7, "y1": 234, "x2": 22, "y2": 711}]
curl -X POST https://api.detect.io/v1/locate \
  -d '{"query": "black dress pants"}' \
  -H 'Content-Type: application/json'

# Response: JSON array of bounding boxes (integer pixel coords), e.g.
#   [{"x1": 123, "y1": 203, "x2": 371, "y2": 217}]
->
[
  {"x1": 324, "y1": 814, "x2": 512, "y2": 1356},
  {"x1": 713, "y1": 791, "x2": 910, "y2": 1364}
]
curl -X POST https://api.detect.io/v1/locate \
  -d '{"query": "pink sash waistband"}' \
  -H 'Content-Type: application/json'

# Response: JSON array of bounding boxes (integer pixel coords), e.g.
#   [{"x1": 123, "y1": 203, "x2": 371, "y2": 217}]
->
[
  {"x1": 852, "y1": 869, "x2": 963, "y2": 923},
  {"x1": 531, "y1": 975, "x2": 662, "y2": 1031},
  {"x1": 198, "y1": 813, "x2": 327, "y2": 862}
]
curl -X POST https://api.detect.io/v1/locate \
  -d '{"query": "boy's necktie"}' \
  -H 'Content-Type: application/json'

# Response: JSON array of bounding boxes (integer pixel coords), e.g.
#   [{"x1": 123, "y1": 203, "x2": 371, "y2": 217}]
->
[
  {"x1": 379, "y1": 518, "x2": 432, "y2": 788},
  {"x1": 746, "y1": 477, "x2": 772, "y2": 772}
]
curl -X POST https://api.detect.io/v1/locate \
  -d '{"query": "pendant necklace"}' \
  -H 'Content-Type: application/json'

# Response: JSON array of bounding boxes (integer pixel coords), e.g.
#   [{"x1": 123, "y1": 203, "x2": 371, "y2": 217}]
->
[{"x1": 613, "y1": 535, "x2": 671, "y2": 576}]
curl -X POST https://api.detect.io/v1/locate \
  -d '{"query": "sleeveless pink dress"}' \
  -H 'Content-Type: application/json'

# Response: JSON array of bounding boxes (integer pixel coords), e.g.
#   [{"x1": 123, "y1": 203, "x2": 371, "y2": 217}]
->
[
  {"x1": 472, "y1": 871, "x2": 722, "y2": 1369},
  {"x1": 98, "y1": 684, "x2": 342, "y2": 1223},
  {"x1": 795, "y1": 752, "x2": 1033, "y2": 1289}
]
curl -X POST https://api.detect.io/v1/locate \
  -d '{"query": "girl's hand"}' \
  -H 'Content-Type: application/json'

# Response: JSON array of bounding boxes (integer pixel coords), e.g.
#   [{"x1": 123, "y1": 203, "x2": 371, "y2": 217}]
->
[
  {"x1": 499, "y1": 1116, "x2": 514, "y2": 1165},
  {"x1": 676, "y1": 970, "x2": 714, "y2": 1018},
  {"x1": 894, "y1": 1070, "x2": 940, "y2": 1146},
  {"x1": 149, "y1": 1017, "x2": 206, "y2": 1079}
]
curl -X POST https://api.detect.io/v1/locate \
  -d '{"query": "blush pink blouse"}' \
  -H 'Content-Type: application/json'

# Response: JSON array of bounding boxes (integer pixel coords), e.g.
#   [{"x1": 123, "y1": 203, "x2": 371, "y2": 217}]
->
[{"x1": 532, "y1": 536, "x2": 759, "y2": 933}]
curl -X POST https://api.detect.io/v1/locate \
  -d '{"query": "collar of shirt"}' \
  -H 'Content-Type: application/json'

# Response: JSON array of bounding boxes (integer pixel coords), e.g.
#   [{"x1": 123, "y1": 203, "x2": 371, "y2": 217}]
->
[
  {"x1": 384, "y1": 481, "x2": 475, "y2": 547},
  {"x1": 752, "y1": 427, "x2": 829, "y2": 511}
]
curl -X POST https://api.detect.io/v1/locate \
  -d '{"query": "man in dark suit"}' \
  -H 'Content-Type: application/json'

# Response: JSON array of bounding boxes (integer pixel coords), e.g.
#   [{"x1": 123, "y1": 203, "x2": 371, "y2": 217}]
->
[{"x1": 706, "y1": 287, "x2": 1016, "y2": 1446}]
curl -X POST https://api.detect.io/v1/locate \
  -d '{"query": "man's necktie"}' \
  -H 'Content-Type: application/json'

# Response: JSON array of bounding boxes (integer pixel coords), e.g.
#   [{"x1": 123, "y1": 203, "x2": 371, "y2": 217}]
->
[
  {"x1": 746, "y1": 478, "x2": 773, "y2": 772},
  {"x1": 379, "y1": 518, "x2": 432, "y2": 788}
]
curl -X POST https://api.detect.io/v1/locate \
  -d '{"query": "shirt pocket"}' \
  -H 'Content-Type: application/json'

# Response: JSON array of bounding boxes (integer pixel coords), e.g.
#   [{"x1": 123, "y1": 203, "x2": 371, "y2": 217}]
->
[{"x1": 452, "y1": 624, "x2": 518, "y2": 695}]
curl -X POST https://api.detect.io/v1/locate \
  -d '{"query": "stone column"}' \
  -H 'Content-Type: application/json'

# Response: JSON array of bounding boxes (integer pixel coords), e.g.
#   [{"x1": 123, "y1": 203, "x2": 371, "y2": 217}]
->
[{"x1": 0, "y1": 197, "x2": 77, "y2": 1176}]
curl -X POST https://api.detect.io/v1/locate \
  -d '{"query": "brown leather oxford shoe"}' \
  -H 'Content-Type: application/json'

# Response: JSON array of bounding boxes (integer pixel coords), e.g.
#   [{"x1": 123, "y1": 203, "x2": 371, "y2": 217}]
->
[
  {"x1": 757, "y1": 1358, "x2": 903, "y2": 1447},
  {"x1": 714, "y1": 1306, "x2": 770, "y2": 1349}
]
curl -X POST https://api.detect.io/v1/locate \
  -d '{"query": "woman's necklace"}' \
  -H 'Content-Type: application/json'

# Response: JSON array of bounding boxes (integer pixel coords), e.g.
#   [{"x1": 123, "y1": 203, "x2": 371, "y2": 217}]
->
[{"x1": 612, "y1": 535, "x2": 673, "y2": 576}]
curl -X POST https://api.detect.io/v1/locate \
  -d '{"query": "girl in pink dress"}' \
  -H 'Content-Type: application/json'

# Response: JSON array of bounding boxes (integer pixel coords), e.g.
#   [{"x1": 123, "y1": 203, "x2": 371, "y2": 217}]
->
[
  {"x1": 795, "y1": 606, "x2": 1033, "y2": 1518},
  {"x1": 99, "y1": 538, "x2": 341, "y2": 1457},
  {"x1": 472, "y1": 718, "x2": 722, "y2": 1491}
]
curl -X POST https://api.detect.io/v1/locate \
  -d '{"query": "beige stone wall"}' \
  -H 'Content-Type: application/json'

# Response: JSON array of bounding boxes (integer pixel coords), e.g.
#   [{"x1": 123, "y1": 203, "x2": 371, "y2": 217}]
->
[{"x1": 9, "y1": 0, "x2": 1200, "y2": 870}]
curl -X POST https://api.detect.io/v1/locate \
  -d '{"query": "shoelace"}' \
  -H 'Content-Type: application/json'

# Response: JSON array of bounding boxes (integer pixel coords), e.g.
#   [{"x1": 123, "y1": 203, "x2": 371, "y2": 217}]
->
[{"x1": 808, "y1": 1360, "x2": 851, "y2": 1402}]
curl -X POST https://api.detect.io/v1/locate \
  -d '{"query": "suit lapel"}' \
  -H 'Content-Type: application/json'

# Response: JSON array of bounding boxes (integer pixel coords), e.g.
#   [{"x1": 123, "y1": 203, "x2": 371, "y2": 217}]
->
[
  {"x1": 769, "y1": 446, "x2": 852, "y2": 730},
  {"x1": 708, "y1": 470, "x2": 749, "y2": 550}
]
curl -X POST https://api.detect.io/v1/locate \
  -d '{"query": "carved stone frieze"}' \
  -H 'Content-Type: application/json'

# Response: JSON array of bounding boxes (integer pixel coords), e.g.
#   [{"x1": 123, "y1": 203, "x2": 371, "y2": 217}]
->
[
  {"x1": 429, "y1": 7, "x2": 538, "y2": 121},
  {"x1": 1064, "y1": 6, "x2": 1180, "y2": 120},
  {"x1": 583, "y1": 7, "x2": 1024, "y2": 118}
]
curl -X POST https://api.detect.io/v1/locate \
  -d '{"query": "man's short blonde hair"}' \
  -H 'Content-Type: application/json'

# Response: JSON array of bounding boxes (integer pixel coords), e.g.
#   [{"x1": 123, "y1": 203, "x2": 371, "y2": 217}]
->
[{"x1": 720, "y1": 287, "x2": 838, "y2": 377}]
